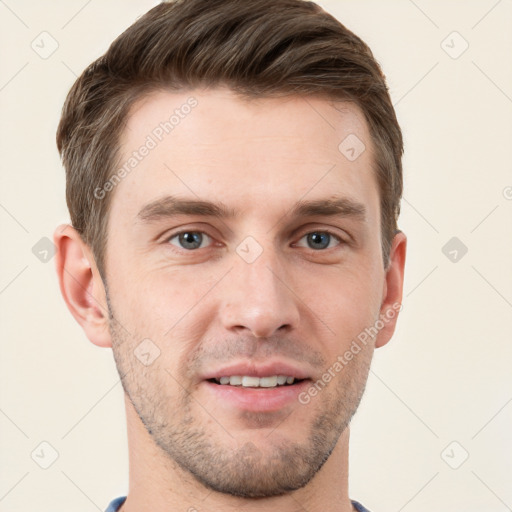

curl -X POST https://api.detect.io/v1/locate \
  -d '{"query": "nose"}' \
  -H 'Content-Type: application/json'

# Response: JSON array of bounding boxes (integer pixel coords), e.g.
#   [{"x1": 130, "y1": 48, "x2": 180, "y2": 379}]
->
[{"x1": 219, "y1": 249, "x2": 300, "y2": 339}]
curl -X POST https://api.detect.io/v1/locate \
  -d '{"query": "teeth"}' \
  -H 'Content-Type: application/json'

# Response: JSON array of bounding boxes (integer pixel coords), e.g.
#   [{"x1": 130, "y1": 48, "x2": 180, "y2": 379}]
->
[
  {"x1": 259, "y1": 376, "x2": 277, "y2": 387},
  {"x1": 242, "y1": 376, "x2": 260, "y2": 387},
  {"x1": 214, "y1": 375, "x2": 297, "y2": 387}
]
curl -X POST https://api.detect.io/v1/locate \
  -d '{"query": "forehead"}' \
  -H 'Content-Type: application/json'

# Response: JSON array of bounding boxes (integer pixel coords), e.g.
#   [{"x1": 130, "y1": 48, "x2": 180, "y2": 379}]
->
[{"x1": 110, "y1": 87, "x2": 379, "y2": 227}]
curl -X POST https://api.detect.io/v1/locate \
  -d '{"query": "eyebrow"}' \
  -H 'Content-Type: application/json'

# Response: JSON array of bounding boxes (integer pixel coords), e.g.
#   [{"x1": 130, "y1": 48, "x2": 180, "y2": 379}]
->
[{"x1": 136, "y1": 195, "x2": 366, "y2": 223}]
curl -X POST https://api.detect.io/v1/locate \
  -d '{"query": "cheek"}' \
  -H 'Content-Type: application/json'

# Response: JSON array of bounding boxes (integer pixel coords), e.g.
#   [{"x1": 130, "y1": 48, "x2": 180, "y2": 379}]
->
[
  {"x1": 114, "y1": 266, "x2": 217, "y2": 338},
  {"x1": 296, "y1": 264, "x2": 381, "y2": 345}
]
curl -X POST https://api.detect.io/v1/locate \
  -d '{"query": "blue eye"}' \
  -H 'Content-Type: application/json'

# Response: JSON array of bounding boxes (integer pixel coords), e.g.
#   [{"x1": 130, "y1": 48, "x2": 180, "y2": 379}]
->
[
  {"x1": 166, "y1": 230, "x2": 343, "y2": 252},
  {"x1": 297, "y1": 231, "x2": 341, "y2": 250},
  {"x1": 168, "y1": 231, "x2": 212, "y2": 250}
]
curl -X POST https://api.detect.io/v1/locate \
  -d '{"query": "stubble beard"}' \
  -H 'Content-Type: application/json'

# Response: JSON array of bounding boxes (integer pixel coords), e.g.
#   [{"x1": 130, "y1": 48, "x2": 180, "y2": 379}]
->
[{"x1": 106, "y1": 291, "x2": 373, "y2": 498}]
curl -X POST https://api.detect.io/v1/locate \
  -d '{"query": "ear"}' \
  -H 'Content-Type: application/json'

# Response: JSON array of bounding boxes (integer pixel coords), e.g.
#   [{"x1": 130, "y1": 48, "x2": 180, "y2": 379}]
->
[
  {"x1": 375, "y1": 230, "x2": 407, "y2": 349},
  {"x1": 53, "y1": 224, "x2": 112, "y2": 348}
]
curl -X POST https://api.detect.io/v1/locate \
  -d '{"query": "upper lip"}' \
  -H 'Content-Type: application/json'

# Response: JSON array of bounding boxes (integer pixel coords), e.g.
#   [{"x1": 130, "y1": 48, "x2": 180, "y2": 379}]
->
[{"x1": 201, "y1": 361, "x2": 312, "y2": 381}]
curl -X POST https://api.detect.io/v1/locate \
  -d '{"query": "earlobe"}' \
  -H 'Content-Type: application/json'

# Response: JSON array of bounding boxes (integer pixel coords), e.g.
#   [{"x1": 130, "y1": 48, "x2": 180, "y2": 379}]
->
[
  {"x1": 53, "y1": 224, "x2": 112, "y2": 348},
  {"x1": 375, "y1": 230, "x2": 407, "y2": 349}
]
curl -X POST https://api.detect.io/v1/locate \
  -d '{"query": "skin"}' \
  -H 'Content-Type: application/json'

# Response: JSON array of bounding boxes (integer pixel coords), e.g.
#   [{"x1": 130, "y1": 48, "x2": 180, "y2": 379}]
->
[{"x1": 54, "y1": 87, "x2": 406, "y2": 512}]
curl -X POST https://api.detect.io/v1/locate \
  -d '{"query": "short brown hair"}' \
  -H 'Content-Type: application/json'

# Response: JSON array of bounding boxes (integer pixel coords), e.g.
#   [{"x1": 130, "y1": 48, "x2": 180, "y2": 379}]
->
[{"x1": 57, "y1": 0, "x2": 403, "y2": 280}]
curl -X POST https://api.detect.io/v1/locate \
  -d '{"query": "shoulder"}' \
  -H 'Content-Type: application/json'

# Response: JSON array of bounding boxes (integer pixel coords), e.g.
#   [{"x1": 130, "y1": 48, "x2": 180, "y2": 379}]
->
[
  {"x1": 105, "y1": 496, "x2": 127, "y2": 512},
  {"x1": 351, "y1": 499, "x2": 373, "y2": 512}
]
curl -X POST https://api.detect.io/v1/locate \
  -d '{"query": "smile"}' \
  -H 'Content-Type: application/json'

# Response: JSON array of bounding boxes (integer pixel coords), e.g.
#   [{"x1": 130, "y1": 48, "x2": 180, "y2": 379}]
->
[{"x1": 209, "y1": 375, "x2": 304, "y2": 388}]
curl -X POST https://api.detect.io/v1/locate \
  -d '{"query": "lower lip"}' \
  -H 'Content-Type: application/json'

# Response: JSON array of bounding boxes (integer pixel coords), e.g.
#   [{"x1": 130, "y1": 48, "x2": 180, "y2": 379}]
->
[{"x1": 202, "y1": 380, "x2": 311, "y2": 412}]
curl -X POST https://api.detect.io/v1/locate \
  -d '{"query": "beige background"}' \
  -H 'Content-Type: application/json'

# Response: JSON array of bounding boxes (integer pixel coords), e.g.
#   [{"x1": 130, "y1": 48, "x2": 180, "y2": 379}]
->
[{"x1": 1, "y1": 1, "x2": 511, "y2": 511}]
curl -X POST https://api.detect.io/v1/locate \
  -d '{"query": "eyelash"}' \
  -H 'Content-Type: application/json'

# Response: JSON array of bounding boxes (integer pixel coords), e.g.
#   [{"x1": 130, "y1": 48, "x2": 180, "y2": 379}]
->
[{"x1": 164, "y1": 229, "x2": 348, "y2": 252}]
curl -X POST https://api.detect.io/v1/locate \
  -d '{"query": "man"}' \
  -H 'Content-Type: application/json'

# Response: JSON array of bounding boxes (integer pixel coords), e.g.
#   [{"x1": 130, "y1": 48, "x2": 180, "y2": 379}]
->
[{"x1": 53, "y1": 0, "x2": 406, "y2": 511}]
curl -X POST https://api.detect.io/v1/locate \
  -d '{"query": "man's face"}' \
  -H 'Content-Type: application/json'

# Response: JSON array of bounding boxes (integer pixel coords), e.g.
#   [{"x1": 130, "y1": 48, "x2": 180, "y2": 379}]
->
[{"x1": 104, "y1": 88, "x2": 393, "y2": 497}]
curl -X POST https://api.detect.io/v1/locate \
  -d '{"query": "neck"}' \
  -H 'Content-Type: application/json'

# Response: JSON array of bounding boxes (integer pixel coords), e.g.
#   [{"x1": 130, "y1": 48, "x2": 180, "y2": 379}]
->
[{"x1": 120, "y1": 395, "x2": 355, "y2": 512}]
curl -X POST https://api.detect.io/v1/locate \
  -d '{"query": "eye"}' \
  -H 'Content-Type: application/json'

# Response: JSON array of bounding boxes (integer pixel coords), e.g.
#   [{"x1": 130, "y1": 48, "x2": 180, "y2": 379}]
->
[
  {"x1": 167, "y1": 231, "x2": 213, "y2": 250},
  {"x1": 295, "y1": 231, "x2": 342, "y2": 250}
]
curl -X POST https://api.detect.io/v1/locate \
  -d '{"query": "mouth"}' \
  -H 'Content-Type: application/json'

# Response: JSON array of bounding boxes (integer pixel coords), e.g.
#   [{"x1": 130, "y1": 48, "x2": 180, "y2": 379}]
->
[
  {"x1": 203, "y1": 377, "x2": 311, "y2": 412},
  {"x1": 207, "y1": 375, "x2": 307, "y2": 388},
  {"x1": 201, "y1": 363, "x2": 313, "y2": 412}
]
